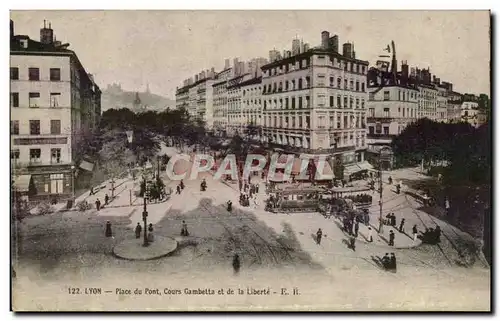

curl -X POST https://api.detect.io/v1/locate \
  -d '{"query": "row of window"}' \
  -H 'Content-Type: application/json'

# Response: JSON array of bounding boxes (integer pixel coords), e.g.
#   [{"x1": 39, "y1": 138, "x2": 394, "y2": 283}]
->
[
  {"x1": 10, "y1": 67, "x2": 61, "y2": 81},
  {"x1": 11, "y1": 148, "x2": 62, "y2": 164},
  {"x1": 263, "y1": 114, "x2": 366, "y2": 130},
  {"x1": 10, "y1": 120, "x2": 62, "y2": 135},
  {"x1": 368, "y1": 107, "x2": 417, "y2": 118},
  {"x1": 263, "y1": 95, "x2": 366, "y2": 110},
  {"x1": 263, "y1": 76, "x2": 366, "y2": 94},
  {"x1": 10, "y1": 92, "x2": 61, "y2": 108}
]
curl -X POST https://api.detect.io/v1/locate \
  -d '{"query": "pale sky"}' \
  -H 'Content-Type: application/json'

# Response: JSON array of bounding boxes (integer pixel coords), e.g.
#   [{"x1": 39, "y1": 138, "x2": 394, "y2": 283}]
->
[{"x1": 11, "y1": 10, "x2": 490, "y2": 98}]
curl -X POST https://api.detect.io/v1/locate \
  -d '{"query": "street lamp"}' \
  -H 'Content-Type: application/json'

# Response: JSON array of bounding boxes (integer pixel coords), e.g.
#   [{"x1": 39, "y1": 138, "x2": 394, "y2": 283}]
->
[
  {"x1": 71, "y1": 165, "x2": 76, "y2": 205},
  {"x1": 127, "y1": 130, "x2": 150, "y2": 247},
  {"x1": 378, "y1": 146, "x2": 392, "y2": 234}
]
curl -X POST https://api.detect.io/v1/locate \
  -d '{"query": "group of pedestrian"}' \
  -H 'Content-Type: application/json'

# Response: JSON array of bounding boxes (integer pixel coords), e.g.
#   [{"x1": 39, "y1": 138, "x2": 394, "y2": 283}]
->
[
  {"x1": 134, "y1": 222, "x2": 154, "y2": 241},
  {"x1": 176, "y1": 179, "x2": 185, "y2": 194},
  {"x1": 381, "y1": 253, "x2": 397, "y2": 272},
  {"x1": 342, "y1": 216, "x2": 361, "y2": 238}
]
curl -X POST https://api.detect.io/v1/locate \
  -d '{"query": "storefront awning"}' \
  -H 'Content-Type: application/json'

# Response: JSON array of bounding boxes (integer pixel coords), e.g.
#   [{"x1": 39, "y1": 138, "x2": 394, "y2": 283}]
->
[
  {"x1": 358, "y1": 161, "x2": 374, "y2": 171},
  {"x1": 314, "y1": 159, "x2": 334, "y2": 180},
  {"x1": 13, "y1": 175, "x2": 32, "y2": 192},
  {"x1": 344, "y1": 161, "x2": 374, "y2": 176},
  {"x1": 79, "y1": 160, "x2": 95, "y2": 172}
]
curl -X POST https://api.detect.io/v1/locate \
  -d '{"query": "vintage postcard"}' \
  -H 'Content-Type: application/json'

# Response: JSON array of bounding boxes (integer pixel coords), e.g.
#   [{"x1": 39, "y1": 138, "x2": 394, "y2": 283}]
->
[{"x1": 10, "y1": 10, "x2": 491, "y2": 311}]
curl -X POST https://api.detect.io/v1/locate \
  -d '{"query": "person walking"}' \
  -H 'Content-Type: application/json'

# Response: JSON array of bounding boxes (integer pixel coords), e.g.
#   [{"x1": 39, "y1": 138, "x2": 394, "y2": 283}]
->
[
  {"x1": 105, "y1": 221, "x2": 112, "y2": 237},
  {"x1": 367, "y1": 226, "x2": 373, "y2": 242},
  {"x1": 316, "y1": 228, "x2": 323, "y2": 245},
  {"x1": 389, "y1": 230, "x2": 395, "y2": 246},
  {"x1": 390, "y1": 213, "x2": 396, "y2": 227},
  {"x1": 104, "y1": 194, "x2": 109, "y2": 206},
  {"x1": 255, "y1": 183, "x2": 259, "y2": 194},
  {"x1": 412, "y1": 224, "x2": 418, "y2": 242},
  {"x1": 181, "y1": 220, "x2": 189, "y2": 236},
  {"x1": 148, "y1": 223, "x2": 154, "y2": 243},
  {"x1": 445, "y1": 197, "x2": 450, "y2": 216},
  {"x1": 381, "y1": 253, "x2": 390, "y2": 270},
  {"x1": 135, "y1": 222, "x2": 142, "y2": 239},
  {"x1": 89, "y1": 186, "x2": 94, "y2": 196},
  {"x1": 232, "y1": 254, "x2": 241, "y2": 275},
  {"x1": 399, "y1": 218, "x2": 405, "y2": 233},
  {"x1": 95, "y1": 198, "x2": 101, "y2": 211},
  {"x1": 180, "y1": 179, "x2": 185, "y2": 190},
  {"x1": 176, "y1": 185, "x2": 181, "y2": 195}
]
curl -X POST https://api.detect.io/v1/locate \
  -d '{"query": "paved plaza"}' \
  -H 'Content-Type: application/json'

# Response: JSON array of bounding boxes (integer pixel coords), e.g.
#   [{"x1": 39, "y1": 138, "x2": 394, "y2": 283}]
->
[{"x1": 13, "y1": 146, "x2": 490, "y2": 310}]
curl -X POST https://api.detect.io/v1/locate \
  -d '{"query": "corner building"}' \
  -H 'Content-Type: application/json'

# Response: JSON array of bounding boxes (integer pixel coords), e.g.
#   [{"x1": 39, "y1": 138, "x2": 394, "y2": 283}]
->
[
  {"x1": 10, "y1": 20, "x2": 101, "y2": 203},
  {"x1": 260, "y1": 38, "x2": 369, "y2": 165}
]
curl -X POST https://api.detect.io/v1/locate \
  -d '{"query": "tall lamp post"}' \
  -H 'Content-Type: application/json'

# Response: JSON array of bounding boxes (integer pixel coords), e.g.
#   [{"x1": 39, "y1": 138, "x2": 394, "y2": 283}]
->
[
  {"x1": 127, "y1": 130, "x2": 150, "y2": 247},
  {"x1": 378, "y1": 146, "x2": 392, "y2": 234},
  {"x1": 71, "y1": 165, "x2": 76, "y2": 206}
]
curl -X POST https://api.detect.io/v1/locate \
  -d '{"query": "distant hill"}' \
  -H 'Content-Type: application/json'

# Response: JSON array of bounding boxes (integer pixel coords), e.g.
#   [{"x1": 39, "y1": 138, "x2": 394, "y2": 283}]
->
[{"x1": 101, "y1": 83, "x2": 174, "y2": 113}]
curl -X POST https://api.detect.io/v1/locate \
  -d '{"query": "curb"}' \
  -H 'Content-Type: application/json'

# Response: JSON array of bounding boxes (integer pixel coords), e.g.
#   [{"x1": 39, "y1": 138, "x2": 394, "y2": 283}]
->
[{"x1": 113, "y1": 236, "x2": 178, "y2": 261}]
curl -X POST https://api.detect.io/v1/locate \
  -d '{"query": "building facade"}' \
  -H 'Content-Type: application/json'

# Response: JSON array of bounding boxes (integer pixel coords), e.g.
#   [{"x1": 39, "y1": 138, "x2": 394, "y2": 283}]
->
[
  {"x1": 366, "y1": 85, "x2": 419, "y2": 145},
  {"x1": 10, "y1": 20, "x2": 101, "y2": 203},
  {"x1": 461, "y1": 101, "x2": 480, "y2": 127},
  {"x1": 260, "y1": 32, "x2": 369, "y2": 167},
  {"x1": 417, "y1": 84, "x2": 438, "y2": 120}
]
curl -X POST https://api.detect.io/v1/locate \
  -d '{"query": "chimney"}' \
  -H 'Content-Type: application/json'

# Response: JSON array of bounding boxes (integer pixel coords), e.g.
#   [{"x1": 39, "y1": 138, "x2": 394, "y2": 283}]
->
[
  {"x1": 342, "y1": 43, "x2": 353, "y2": 58},
  {"x1": 321, "y1": 31, "x2": 330, "y2": 49},
  {"x1": 328, "y1": 35, "x2": 339, "y2": 52},
  {"x1": 195, "y1": 74, "x2": 199, "y2": 82},
  {"x1": 40, "y1": 20, "x2": 54, "y2": 45},
  {"x1": 239, "y1": 61, "x2": 246, "y2": 74},
  {"x1": 224, "y1": 59, "x2": 230, "y2": 70},
  {"x1": 233, "y1": 58, "x2": 239, "y2": 75}
]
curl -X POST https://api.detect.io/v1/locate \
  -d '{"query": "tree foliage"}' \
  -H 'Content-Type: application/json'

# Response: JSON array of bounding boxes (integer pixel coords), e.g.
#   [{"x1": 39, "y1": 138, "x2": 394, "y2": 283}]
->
[{"x1": 392, "y1": 119, "x2": 490, "y2": 185}]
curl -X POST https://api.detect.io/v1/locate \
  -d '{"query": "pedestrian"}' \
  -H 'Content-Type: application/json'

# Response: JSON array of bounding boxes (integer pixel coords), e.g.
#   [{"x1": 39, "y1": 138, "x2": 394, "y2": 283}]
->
[
  {"x1": 135, "y1": 222, "x2": 142, "y2": 239},
  {"x1": 180, "y1": 179, "x2": 185, "y2": 190},
  {"x1": 255, "y1": 184, "x2": 259, "y2": 194},
  {"x1": 227, "y1": 200, "x2": 233, "y2": 212},
  {"x1": 176, "y1": 185, "x2": 181, "y2": 194},
  {"x1": 181, "y1": 220, "x2": 189, "y2": 236},
  {"x1": 232, "y1": 254, "x2": 241, "y2": 275},
  {"x1": 105, "y1": 194, "x2": 109, "y2": 205},
  {"x1": 148, "y1": 223, "x2": 154, "y2": 243},
  {"x1": 350, "y1": 236, "x2": 356, "y2": 251},
  {"x1": 445, "y1": 197, "x2": 450, "y2": 215},
  {"x1": 390, "y1": 213, "x2": 396, "y2": 227},
  {"x1": 389, "y1": 230, "x2": 395, "y2": 246},
  {"x1": 89, "y1": 186, "x2": 94, "y2": 195},
  {"x1": 381, "y1": 253, "x2": 390, "y2": 270},
  {"x1": 95, "y1": 198, "x2": 101, "y2": 211},
  {"x1": 367, "y1": 226, "x2": 373, "y2": 242},
  {"x1": 238, "y1": 180, "x2": 242, "y2": 191},
  {"x1": 354, "y1": 220, "x2": 359, "y2": 237},
  {"x1": 435, "y1": 225, "x2": 442, "y2": 243},
  {"x1": 399, "y1": 218, "x2": 405, "y2": 233},
  {"x1": 412, "y1": 224, "x2": 418, "y2": 242},
  {"x1": 390, "y1": 253, "x2": 397, "y2": 272},
  {"x1": 316, "y1": 228, "x2": 323, "y2": 245},
  {"x1": 105, "y1": 220, "x2": 112, "y2": 237}
]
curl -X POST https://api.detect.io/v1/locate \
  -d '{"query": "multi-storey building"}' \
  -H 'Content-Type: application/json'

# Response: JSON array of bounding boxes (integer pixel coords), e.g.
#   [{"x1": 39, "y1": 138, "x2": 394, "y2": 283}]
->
[
  {"x1": 461, "y1": 101, "x2": 480, "y2": 127},
  {"x1": 10, "y1": 20, "x2": 101, "y2": 203},
  {"x1": 260, "y1": 31, "x2": 369, "y2": 169},
  {"x1": 418, "y1": 84, "x2": 438, "y2": 120},
  {"x1": 240, "y1": 76, "x2": 263, "y2": 133},
  {"x1": 175, "y1": 68, "x2": 216, "y2": 125},
  {"x1": 212, "y1": 66, "x2": 233, "y2": 134},
  {"x1": 435, "y1": 85, "x2": 448, "y2": 122},
  {"x1": 366, "y1": 85, "x2": 419, "y2": 145},
  {"x1": 447, "y1": 90, "x2": 463, "y2": 123}
]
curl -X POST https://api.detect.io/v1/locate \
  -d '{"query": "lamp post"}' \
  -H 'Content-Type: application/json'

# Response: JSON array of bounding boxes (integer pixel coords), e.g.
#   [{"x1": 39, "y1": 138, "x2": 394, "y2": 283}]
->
[
  {"x1": 127, "y1": 129, "x2": 149, "y2": 246},
  {"x1": 142, "y1": 174, "x2": 149, "y2": 247},
  {"x1": 378, "y1": 146, "x2": 392, "y2": 234},
  {"x1": 71, "y1": 165, "x2": 76, "y2": 205}
]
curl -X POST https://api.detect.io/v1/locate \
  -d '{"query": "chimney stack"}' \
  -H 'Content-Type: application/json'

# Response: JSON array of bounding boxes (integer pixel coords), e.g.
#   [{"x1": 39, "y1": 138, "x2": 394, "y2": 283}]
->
[
  {"x1": 321, "y1": 31, "x2": 330, "y2": 49},
  {"x1": 342, "y1": 43, "x2": 353, "y2": 58},
  {"x1": 328, "y1": 35, "x2": 339, "y2": 52},
  {"x1": 224, "y1": 59, "x2": 230, "y2": 70},
  {"x1": 40, "y1": 20, "x2": 54, "y2": 44}
]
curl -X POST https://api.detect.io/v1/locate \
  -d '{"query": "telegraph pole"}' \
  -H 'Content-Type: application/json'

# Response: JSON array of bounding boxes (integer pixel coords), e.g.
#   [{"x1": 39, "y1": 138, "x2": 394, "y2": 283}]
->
[
  {"x1": 378, "y1": 159, "x2": 384, "y2": 234},
  {"x1": 142, "y1": 176, "x2": 149, "y2": 247}
]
